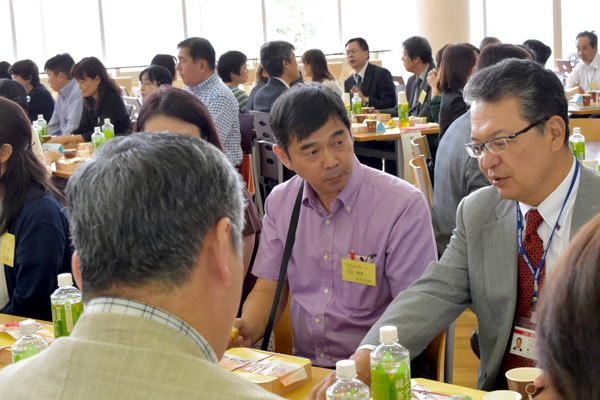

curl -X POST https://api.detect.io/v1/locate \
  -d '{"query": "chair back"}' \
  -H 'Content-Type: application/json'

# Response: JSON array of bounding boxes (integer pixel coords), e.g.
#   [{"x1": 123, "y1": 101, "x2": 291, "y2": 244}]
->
[
  {"x1": 114, "y1": 76, "x2": 133, "y2": 96},
  {"x1": 411, "y1": 136, "x2": 430, "y2": 160},
  {"x1": 410, "y1": 155, "x2": 433, "y2": 209},
  {"x1": 239, "y1": 114, "x2": 254, "y2": 154},
  {"x1": 392, "y1": 76, "x2": 405, "y2": 85},
  {"x1": 426, "y1": 329, "x2": 447, "y2": 382},
  {"x1": 327, "y1": 62, "x2": 343, "y2": 79},
  {"x1": 258, "y1": 140, "x2": 283, "y2": 183},
  {"x1": 566, "y1": 52, "x2": 579, "y2": 68},
  {"x1": 252, "y1": 111, "x2": 276, "y2": 143}
]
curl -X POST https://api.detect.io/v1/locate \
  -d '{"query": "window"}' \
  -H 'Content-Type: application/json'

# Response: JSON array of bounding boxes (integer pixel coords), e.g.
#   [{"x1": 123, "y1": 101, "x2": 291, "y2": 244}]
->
[
  {"x1": 0, "y1": 0, "x2": 14, "y2": 62},
  {"x1": 561, "y1": 0, "x2": 600, "y2": 61}
]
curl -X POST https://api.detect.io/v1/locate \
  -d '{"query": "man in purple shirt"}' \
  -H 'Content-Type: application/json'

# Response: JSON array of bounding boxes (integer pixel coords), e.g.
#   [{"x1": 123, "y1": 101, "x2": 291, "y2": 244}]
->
[{"x1": 230, "y1": 83, "x2": 437, "y2": 367}]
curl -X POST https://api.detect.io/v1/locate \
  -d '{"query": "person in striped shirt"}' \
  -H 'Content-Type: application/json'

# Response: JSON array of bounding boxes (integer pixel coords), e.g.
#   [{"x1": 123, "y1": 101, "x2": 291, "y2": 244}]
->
[{"x1": 218, "y1": 51, "x2": 249, "y2": 113}]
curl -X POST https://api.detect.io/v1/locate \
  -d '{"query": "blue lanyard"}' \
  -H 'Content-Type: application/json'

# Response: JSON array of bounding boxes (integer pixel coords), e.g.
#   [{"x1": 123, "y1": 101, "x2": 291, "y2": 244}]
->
[{"x1": 516, "y1": 158, "x2": 579, "y2": 300}]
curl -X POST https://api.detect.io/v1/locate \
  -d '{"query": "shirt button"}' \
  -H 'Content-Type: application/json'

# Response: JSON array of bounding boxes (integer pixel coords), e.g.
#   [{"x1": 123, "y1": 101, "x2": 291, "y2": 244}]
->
[
  {"x1": 346, "y1": 206, "x2": 351, "y2": 211},
  {"x1": 324, "y1": 289, "x2": 329, "y2": 294},
  {"x1": 320, "y1": 353, "x2": 325, "y2": 358},
  {"x1": 325, "y1": 219, "x2": 330, "y2": 225},
  {"x1": 315, "y1": 318, "x2": 320, "y2": 324},
  {"x1": 323, "y1": 255, "x2": 328, "y2": 260}
]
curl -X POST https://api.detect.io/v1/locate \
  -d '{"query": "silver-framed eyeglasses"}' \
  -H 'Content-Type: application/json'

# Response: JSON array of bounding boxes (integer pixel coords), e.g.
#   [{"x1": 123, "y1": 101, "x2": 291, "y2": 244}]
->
[{"x1": 464, "y1": 117, "x2": 550, "y2": 158}]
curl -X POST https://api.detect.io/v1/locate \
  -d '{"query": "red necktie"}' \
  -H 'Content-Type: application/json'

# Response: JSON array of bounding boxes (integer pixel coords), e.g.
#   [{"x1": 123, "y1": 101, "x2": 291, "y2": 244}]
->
[{"x1": 497, "y1": 209, "x2": 545, "y2": 386}]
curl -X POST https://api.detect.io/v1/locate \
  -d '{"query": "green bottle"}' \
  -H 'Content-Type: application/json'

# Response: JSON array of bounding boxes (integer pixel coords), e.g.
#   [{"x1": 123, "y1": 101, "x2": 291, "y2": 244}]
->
[
  {"x1": 33, "y1": 122, "x2": 43, "y2": 144},
  {"x1": 92, "y1": 127, "x2": 106, "y2": 151},
  {"x1": 36, "y1": 114, "x2": 47, "y2": 137},
  {"x1": 51, "y1": 273, "x2": 83, "y2": 338},
  {"x1": 352, "y1": 93, "x2": 363, "y2": 116},
  {"x1": 569, "y1": 127, "x2": 585, "y2": 160},
  {"x1": 11, "y1": 320, "x2": 48, "y2": 363},
  {"x1": 397, "y1": 92, "x2": 409, "y2": 128},
  {"x1": 371, "y1": 326, "x2": 411, "y2": 400},
  {"x1": 102, "y1": 118, "x2": 115, "y2": 140}
]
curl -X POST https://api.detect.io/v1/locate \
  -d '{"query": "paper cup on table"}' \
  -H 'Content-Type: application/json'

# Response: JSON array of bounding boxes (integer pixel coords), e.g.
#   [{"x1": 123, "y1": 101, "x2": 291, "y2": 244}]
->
[
  {"x1": 342, "y1": 92, "x2": 351, "y2": 105},
  {"x1": 583, "y1": 159, "x2": 598, "y2": 170},
  {"x1": 583, "y1": 94, "x2": 591, "y2": 106},
  {"x1": 505, "y1": 367, "x2": 542, "y2": 398},
  {"x1": 591, "y1": 91, "x2": 598, "y2": 102},
  {"x1": 483, "y1": 390, "x2": 522, "y2": 400}
]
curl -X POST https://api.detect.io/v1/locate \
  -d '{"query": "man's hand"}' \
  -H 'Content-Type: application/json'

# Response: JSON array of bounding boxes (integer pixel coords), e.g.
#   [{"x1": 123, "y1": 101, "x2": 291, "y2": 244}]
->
[
  {"x1": 44, "y1": 149, "x2": 62, "y2": 165},
  {"x1": 573, "y1": 83, "x2": 585, "y2": 94},
  {"x1": 350, "y1": 86, "x2": 367, "y2": 104},
  {"x1": 427, "y1": 70, "x2": 440, "y2": 97},
  {"x1": 532, "y1": 373, "x2": 557, "y2": 399},
  {"x1": 310, "y1": 349, "x2": 371, "y2": 400},
  {"x1": 227, "y1": 318, "x2": 254, "y2": 349}
]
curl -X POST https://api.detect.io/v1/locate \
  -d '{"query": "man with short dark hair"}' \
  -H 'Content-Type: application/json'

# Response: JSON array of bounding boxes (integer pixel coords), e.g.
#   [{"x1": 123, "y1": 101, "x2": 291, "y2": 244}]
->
[
  {"x1": 231, "y1": 83, "x2": 437, "y2": 368},
  {"x1": 565, "y1": 30, "x2": 599, "y2": 94},
  {"x1": 44, "y1": 53, "x2": 83, "y2": 136},
  {"x1": 252, "y1": 41, "x2": 300, "y2": 113},
  {"x1": 217, "y1": 50, "x2": 249, "y2": 113},
  {"x1": 312, "y1": 59, "x2": 600, "y2": 397},
  {"x1": 403, "y1": 36, "x2": 435, "y2": 121},
  {"x1": 0, "y1": 132, "x2": 282, "y2": 400},
  {"x1": 177, "y1": 37, "x2": 242, "y2": 166},
  {"x1": 344, "y1": 37, "x2": 395, "y2": 109}
]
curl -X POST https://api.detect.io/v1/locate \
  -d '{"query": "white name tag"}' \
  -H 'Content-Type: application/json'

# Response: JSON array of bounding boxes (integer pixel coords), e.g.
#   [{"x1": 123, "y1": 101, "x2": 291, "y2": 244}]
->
[{"x1": 510, "y1": 326, "x2": 536, "y2": 360}]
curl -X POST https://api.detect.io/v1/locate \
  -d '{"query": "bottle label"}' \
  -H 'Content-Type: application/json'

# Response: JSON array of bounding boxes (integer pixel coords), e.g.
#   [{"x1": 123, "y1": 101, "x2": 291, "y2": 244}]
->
[
  {"x1": 371, "y1": 359, "x2": 411, "y2": 400},
  {"x1": 52, "y1": 300, "x2": 83, "y2": 338},
  {"x1": 12, "y1": 344, "x2": 41, "y2": 363}
]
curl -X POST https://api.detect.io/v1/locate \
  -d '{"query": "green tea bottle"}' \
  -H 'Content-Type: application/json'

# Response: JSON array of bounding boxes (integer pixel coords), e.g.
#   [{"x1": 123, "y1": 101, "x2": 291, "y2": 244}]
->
[
  {"x1": 36, "y1": 114, "x2": 47, "y2": 137},
  {"x1": 51, "y1": 273, "x2": 84, "y2": 338},
  {"x1": 370, "y1": 326, "x2": 411, "y2": 400},
  {"x1": 398, "y1": 92, "x2": 409, "y2": 128},
  {"x1": 352, "y1": 93, "x2": 363, "y2": 117},
  {"x1": 569, "y1": 127, "x2": 585, "y2": 160},
  {"x1": 102, "y1": 118, "x2": 115, "y2": 140},
  {"x1": 92, "y1": 127, "x2": 106, "y2": 151}
]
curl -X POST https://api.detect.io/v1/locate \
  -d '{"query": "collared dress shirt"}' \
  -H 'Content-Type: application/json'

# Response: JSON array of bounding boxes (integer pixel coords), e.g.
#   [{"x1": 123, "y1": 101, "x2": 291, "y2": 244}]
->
[
  {"x1": 47, "y1": 79, "x2": 84, "y2": 136},
  {"x1": 85, "y1": 296, "x2": 218, "y2": 363},
  {"x1": 566, "y1": 52, "x2": 600, "y2": 92},
  {"x1": 185, "y1": 73, "x2": 243, "y2": 166},
  {"x1": 252, "y1": 156, "x2": 437, "y2": 366}
]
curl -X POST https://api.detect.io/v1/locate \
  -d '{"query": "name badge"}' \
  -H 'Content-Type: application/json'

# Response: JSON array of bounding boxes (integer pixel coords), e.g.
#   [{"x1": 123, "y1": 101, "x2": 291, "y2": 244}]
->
[
  {"x1": 342, "y1": 258, "x2": 376, "y2": 286},
  {"x1": 590, "y1": 82, "x2": 599, "y2": 90},
  {"x1": 418, "y1": 90, "x2": 427, "y2": 104},
  {"x1": 509, "y1": 326, "x2": 536, "y2": 360},
  {"x1": 0, "y1": 233, "x2": 15, "y2": 267}
]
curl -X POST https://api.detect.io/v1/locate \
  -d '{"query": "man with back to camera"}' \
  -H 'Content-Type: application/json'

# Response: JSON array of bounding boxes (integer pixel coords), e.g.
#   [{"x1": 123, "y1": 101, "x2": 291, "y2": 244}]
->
[
  {"x1": 229, "y1": 83, "x2": 437, "y2": 370},
  {"x1": 251, "y1": 40, "x2": 300, "y2": 113},
  {"x1": 311, "y1": 59, "x2": 600, "y2": 398},
  {"x1": 566, "y1": 30, "x2": 599, "y2": 94},
  {"x1": 0, "y1": 132, "x2": 283, "y2": 400},
  {"x1": 177, "y1": 37, "x2": 243, "y2": 167},
  {"x1": 44, "y1": 53, "x2": 83, "y2": 136}
]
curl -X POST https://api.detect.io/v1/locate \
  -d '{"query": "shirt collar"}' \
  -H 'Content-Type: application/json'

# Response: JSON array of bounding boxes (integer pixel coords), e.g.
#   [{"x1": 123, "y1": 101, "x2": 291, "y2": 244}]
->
[
  {"x1": 590, "y1": 52, "x2": 600, "y2": 71},
  {"x1": 417, "y1": 63, "x2": 431, "y2": 83},
  {"x1": 274, "y1": 77, "x2": 290, "y2": 89},
  {"x1": 518, "y1": 156, "x2": 579, "y2": 237},
  {"x1": 85, "y1": 296, "x2": 219, "y2": 364},
  {"x1": 187, "y1": 72, "x2": 219, "y2": 92},
  {"x1": 59, "y1": 79, "x2": 78, "y2": 99},
  {"x1": 302, "y1": 156, "x2": 363, "y2": 217},
  {"x1": 355, "y1": 62, "x2": 369, "y2": 81}
]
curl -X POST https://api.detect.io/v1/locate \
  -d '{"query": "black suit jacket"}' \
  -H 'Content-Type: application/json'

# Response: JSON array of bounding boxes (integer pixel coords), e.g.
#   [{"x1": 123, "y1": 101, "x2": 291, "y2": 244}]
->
[
  {"x1": 344, "y1": 63, "x2": 396, "y2": 109},
  {"x1": 253, "y1": 78, "x2": 288, "y2": 113},
  {"x1": 438, "y1": 91, "x2": 468, "y2": 141},
  {"x1": 406, "y1": 63, "x2": 435, "y2": 121}
]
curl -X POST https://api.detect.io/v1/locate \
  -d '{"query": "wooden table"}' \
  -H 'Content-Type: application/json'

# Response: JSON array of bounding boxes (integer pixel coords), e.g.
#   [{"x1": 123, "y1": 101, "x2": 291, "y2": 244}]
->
[
  {"x1": 352, "y1": 126, "x2": 439, "y2": 179},
  {"x1": 283, "y1": 365, "x2": 486, "y2": 400},
  {"x1": 568, "y1": 102, "x2": 600, "y2": 115}
]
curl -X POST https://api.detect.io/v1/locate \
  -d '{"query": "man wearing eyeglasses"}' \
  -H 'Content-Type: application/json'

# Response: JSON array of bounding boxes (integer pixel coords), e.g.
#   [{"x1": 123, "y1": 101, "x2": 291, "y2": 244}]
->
[{"x1": 311, "y1": 59, "x2": 600, "y2": 398}]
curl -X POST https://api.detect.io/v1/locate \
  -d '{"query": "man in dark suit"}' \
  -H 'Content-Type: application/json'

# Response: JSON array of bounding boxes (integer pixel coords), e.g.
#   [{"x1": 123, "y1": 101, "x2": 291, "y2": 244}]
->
[
  {"x1": 403, "y1": 36, "x2": 435, "y2": 122},
  {"x1": 344, "y1": 38, "x2": 395, "y2": 109},
  {"x1": 252, "y1": 41, "x2": 300, "y2": 113}
]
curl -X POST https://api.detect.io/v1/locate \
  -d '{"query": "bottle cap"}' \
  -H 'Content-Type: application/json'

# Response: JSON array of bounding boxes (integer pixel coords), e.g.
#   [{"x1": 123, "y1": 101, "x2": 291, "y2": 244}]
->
[
  {"x1": 380, "y1": 326, "x2": 398, "y2": 343},
  {"x1": 58, "y1": 273, "x2": 73, "y2": 287},
  {"x1": 104, "y1": 118, "x2": 111, "y2": 124},
  {"x1": 19, "y1": 319, "x2": 37, "y2": 336},
  {"x1": 38, "y1": 114, "x2": 44, "y2": 120},
  {"x1": 94, "y1": 127, "x2": 101, "y2": 133},
  {"x1": 335, "y1": 360, "x2": 357, "y2": 380},
  {"x1": 342, "y1": 93, "x2": 351, "y2": 105},
  {"x1": 398, "y1": 91, "x2": 408, "y2": 105},
  {"x1": 573, "y1": 127, "x2": 581, "y2": 135},
  {"x1": 353, "y1": 92, "x2": 360, "y2": 98}
]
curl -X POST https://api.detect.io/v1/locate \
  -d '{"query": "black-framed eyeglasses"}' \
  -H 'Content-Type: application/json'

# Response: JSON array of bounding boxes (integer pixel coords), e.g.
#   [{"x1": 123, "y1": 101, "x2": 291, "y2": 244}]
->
[{"x1": 464, "y1": 117, "x2": 550, "y2": 158}]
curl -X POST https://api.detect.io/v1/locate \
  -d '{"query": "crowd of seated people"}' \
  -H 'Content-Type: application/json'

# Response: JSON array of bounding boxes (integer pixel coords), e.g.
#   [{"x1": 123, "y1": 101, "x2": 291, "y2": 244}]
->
[{"x1": 1, "y1": 28, "x2": 599, "y2": 400}]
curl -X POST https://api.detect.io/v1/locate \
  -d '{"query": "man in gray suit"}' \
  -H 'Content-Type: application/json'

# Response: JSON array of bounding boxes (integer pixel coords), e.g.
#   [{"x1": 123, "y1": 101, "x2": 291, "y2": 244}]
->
[
  {"x1": 312, "y1": 59, "x2": 600, "y2": 397},
  {"x1": 432, "y1": 44, "x2": 533, "y2": 256},
  {"x1": 0, "y1": 133, "x2": 282, "y2": 399}
]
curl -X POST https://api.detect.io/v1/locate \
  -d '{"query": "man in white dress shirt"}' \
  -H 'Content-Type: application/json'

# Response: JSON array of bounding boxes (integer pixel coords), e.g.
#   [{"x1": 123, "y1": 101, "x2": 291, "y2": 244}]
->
[{"x1": 565, "y1": 30, "x2": 599, "y2": 94}]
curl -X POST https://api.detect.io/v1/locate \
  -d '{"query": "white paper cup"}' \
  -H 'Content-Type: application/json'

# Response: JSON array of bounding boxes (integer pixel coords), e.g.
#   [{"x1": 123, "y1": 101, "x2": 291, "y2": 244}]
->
[
  {"x1": 484, "y1": 390, "x2": 522, "y2": 400},
  {"x1": 505, "y1": 367, "x2": 543, "y2": 398}
]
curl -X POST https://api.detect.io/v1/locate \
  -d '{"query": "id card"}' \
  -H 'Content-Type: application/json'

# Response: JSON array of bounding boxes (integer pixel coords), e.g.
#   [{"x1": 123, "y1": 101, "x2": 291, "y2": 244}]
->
[
  {"x1": 0, "y1": 233, "x2": 15, "y2": 267},
  {"x1": 591, "y1": 82, "x2": 599, "y2": 90},
  {"x1": 342, "y1": 258, "x2": 376, "y2": 286},
  {"x1": 509, "y1": 326, "x2": 536, "y2": 360},
  {"x1": 418, "y1": 90, "x2": 427, "y2": 104}
]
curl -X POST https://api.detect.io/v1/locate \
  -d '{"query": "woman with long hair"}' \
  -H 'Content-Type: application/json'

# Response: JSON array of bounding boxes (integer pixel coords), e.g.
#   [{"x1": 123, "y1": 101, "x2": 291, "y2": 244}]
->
[
  {"x1": 0, "y1": 96, "x2": 72, "y2": 321},
  {"x1": 301, "y1": 49, "x2": 343, "y2": 96},
  {"x1": 48, "y1": 57, "x2": 130, "y2": 145}
]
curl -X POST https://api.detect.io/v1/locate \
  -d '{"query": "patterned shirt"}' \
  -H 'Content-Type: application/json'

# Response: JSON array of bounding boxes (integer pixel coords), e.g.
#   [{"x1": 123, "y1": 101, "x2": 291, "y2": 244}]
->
[
  {"x1": 185, "y1": 73, "x2": 243, "y2": 166},
  {"x1": 85, "y1": 296, "x2": 218, "y2": 364},
  {"x1": 227, "y1": 84, "x2": 249, "y2": 114}
]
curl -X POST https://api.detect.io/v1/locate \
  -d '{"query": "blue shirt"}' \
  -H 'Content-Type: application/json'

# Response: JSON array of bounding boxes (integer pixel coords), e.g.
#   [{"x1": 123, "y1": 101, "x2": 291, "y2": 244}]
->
[
  {"x1": 47, "y1": 79, "x2": 84, "y2": 136},
  {"x1": 185, "y1": 73, "x2": 243, "y2": 166}
]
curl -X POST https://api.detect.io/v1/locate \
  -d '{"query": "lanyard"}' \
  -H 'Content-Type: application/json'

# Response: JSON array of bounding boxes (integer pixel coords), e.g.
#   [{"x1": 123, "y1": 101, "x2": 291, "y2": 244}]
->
[
  {"x1": 585, "y1": 66, "x2": 598, "y2": 90},
  {"x1": 516, "y1": 159, "x2": 579, "y2": 303}
]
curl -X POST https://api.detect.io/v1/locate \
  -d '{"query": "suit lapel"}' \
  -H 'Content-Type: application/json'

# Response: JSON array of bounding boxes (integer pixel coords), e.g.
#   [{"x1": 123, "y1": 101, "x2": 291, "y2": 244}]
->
[{"x1": 362, "y1": 63, "x2": 374, "y2": 96}]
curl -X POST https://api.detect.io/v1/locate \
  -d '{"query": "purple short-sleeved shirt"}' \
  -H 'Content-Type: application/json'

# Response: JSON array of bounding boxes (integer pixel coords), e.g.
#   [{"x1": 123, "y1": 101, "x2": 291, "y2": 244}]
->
[{"x1": 253, "y1": 156, "x2": 437, "y2": 367}]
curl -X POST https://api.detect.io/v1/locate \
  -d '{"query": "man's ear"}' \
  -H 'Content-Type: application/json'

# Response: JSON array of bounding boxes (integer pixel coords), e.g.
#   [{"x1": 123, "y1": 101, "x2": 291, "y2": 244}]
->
[
  {"x1": 72, "y1": 251, "x2": 83, "y2": 289},
  {"x1": 211, "y1": 217, "x2": 234, "y2": 288},
  {"x1": 547, "y1": 115, "x2": 567, "y2": 152},
  {"x1": 273, "y1": 144, "x2": 294, "y2": 171}
]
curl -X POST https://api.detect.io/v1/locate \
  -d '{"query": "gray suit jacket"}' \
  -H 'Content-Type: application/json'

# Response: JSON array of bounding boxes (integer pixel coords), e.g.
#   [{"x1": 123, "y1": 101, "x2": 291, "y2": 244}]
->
[
  {"x1": 0, "y1": 312, "x2": 283, "y2": 399},
  {"x1": 432, "y1": 111, "x2": 490, "y2": 256},
  {"x1": 361, "y1": 163, "x2": 600, "y2": 390}
]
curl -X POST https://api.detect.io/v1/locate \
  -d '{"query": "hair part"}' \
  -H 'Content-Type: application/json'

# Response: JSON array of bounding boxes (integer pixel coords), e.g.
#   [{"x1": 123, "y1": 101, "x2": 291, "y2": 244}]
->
[
  {"x1": 8, "y1": 59, "x2": 41, "y2": 87},
  {"x1": 71, "y1": 57, "x2": 121, "y2": 112},
  {"x1": 44, "y1": 53, "x2": 76, "y2": 79},
  {"x1": 260, "y1": 41, "x2": 295, "y2": 78},
  {"x1": 177, "y1": 37, "x2": 216, "y2": 70},
  {"x1": 217, "y1": 51, "x2": 248, "y2": 82},
  {"x1": 301, "y1": 49, "x2": 334, "y2": 83},
  {"x1": 66, "y1": 132, "x2": 244, "y2": 298},
  {"x1": 402, "y1": 36, "x2": 433, "y2": 64}
]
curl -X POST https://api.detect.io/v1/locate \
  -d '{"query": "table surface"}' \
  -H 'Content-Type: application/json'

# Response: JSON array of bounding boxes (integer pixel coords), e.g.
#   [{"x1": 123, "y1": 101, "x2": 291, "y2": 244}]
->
[
  {"x1": 568, "y1": 101, "x2": 600, "y2": 115},
  {"x1": 353, "y1": 126, "x2": 439, "y2": 142}
]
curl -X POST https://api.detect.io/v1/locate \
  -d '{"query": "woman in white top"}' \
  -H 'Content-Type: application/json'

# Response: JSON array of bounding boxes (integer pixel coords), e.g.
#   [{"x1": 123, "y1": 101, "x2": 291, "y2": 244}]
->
[{"x1": 301, "y1": 49, "x2": 343, "y2": 96}]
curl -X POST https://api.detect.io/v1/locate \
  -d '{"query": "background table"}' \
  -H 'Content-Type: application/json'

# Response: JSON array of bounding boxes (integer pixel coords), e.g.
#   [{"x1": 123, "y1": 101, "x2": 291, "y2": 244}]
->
[{"x1": 568, "y1": 102, "x2": 600, "y2": 116}]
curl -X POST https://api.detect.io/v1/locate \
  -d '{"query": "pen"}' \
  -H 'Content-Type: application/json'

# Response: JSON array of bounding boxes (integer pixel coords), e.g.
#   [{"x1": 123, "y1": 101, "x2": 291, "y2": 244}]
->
[{"x1": 350, "y1": 250, "x2": 355, "y2": 260}]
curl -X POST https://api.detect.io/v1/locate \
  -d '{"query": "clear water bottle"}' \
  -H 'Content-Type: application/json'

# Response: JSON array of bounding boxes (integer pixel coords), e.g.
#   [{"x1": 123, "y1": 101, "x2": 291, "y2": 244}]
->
[
  {"x1": 11, "y1": 320, "x2": 49, "y2": 363},
  {"x1": 352, "y1": 93, "x2": 363, "y2": 116},
  {"x1": 92, "y1": 127, "x2": 106, "y2": 151},
  {"x1": 370, "y1": 326, "x2": 411, "y2": 400},
  {"x1": 569, "y1": 127, "x2": 585, "y2": 160},
  {"x1": 102, "y1": 118, "x2": 115, "y2": 140},
  {"x1": 326, "y1": 360, "x2": 370, "y2": 400},
  {"x1": 36, "y1": 114, "x2": 47, "y2": 136},
  {"x1": 51, "y1": 273, "x2": 83, "y2": 338}
]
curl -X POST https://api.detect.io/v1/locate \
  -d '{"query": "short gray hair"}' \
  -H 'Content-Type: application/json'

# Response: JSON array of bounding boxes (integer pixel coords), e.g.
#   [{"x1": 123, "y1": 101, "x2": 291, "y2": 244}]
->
[
  {"x1": 66, "y1": 132, "x2": 245, "y2": 296},
  {"x1": 463, "y1": 58, "x2": 569, "y2": 144}
]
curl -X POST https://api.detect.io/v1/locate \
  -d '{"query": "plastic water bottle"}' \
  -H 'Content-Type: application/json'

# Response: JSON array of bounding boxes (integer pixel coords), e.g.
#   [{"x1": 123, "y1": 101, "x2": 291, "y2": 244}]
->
[
  {"x1": 398, "y1": 92, "x2": 409, "y2": 128},
  {"x1": 11, "y1": 320, "x2": 49, "y2": 363},
  {"x1": 102, "y1": 118, "x2": 115, "y2": 140},
  {"x1": 33, "y1": 121, "x2": 43, "y2": 144},
  {"x1": 50, "y1": 273, "x2": 83, "y2": 338},
  {"x1": 352, "y1": 93, "x2": 363, "y2": 116},
  {"x1": 36, "y1": 114, "x2": 47, "y2": 136},
  {"x1": 92, "y1": 127, "x2": 106, "y2": 151},
  {"x1": 326, "y1": 360, "x2": 370, "y2": 400},
  {"x1": 569, "y1": 127, "x2": 585, "y2": 160},
  {"x1": 370, "y1": 326, "x2": 411, "y2": 400}
]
